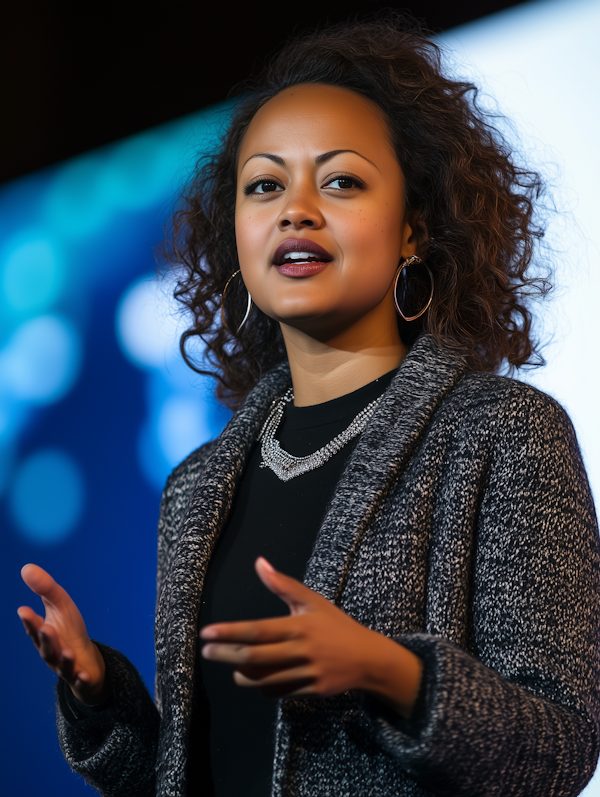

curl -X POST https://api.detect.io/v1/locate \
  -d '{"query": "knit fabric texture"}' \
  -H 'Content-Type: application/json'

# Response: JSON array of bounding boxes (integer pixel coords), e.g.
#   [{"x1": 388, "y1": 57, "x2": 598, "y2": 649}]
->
[{"x1": 55, "y1": 334, "x2": 600, "y2": 796}]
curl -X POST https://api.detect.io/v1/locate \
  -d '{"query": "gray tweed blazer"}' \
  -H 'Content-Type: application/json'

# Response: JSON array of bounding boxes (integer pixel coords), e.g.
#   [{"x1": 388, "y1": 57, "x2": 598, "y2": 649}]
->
[{"x1": 56, "y1": 334, "x2": 600, "y2": 796}]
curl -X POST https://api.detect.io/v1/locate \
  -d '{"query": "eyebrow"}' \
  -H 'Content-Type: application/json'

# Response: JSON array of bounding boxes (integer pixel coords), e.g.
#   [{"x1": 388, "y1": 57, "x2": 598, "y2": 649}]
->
[{"x1": 241, "y1": 149, "x2": 379, "y2": 171}]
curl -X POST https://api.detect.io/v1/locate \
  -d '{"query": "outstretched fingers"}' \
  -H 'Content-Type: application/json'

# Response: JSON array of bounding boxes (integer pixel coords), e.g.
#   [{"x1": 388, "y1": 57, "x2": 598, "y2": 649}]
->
[
  {"x1": 20, "y1": 612, "x2": 88, "y2": 686},
  {"x1": 17, "y1": 605, "x2": 44, "y2": 637},
  {"x1": 21, "y1": 563, "x2": 73, "y2": 611},
  {"x1": 18, "y1": 564, "x2": 108, "y2": 704},
  {"x1": 233, "y1": 664, "x2": 315, "y2": 695},
  {"x1": 36, "y1": 622, "x2": 68, "y2": 668},
  {"x1": 18, "y1": 608, "x2": 68, "y2": 670},
  {"x1": 17, "y1": 606, "x2": 63, "y2": 658},
  {"x1": 254, "y1": 557, "x2": 323, "y2": 614},
  {"x1": 201, "y1": 614, "x2": 299, "y2": 645},
  {"x1": 202, "y1": 638, "x2": 306, "y2": 667}
]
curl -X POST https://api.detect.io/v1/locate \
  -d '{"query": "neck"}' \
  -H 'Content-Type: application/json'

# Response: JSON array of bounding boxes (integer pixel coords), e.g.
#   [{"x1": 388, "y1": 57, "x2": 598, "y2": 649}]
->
[{"x1": 280, "y1": 313, "x2": 408, "y2": 407}]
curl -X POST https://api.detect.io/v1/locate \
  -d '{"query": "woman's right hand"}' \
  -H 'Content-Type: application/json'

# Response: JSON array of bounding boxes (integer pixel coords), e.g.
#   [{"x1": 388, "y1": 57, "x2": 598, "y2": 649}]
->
[{"x1": 17, "y1": 564, "x2": 109, "y2": 706}]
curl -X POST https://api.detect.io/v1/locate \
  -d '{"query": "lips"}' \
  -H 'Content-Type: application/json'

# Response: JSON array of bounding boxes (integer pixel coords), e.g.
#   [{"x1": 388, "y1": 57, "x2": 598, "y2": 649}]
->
[{"x1": 272, "y1": 238, "x2": 334, "y2": 266}]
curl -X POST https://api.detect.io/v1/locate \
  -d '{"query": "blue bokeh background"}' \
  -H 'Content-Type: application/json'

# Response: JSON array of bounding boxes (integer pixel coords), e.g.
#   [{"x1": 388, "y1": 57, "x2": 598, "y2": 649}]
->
[
  {"x1": 2, "y1": 1, "x2": 599, "y2": 794},
  {"x1": 1, "y1": 103, "x2": 234, "y2": 795}
]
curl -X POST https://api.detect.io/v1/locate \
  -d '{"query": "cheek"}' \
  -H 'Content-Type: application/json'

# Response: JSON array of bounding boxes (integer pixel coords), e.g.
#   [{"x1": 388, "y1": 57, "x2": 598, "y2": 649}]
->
[
  {"x1": 234, "y1": 209, "x2": 253, "y2": 265},
  {"x1": 234, "y1": 208, "x2": 274, "y2": 312},
  {"x1": 341, "y1": 210, "x2": 402, "y2": 283},
  {"x1": 235, "y1": 205, "x2": 274, "y2": 273}
]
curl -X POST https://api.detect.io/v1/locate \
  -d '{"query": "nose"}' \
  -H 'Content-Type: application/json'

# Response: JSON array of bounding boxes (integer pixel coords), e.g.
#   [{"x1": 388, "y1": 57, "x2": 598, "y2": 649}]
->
[{"x1": 276, "y1": 186, "x2": 324, "y2": 230}]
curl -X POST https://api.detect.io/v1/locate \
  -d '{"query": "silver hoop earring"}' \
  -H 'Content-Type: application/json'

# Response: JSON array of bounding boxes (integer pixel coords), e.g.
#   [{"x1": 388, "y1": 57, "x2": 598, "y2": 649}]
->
[
  {"x1": 393, "y1": 256, "x2": 434, "y2": 322},
  {"x1": 220, "y1": 270, "x2": 253, "y2": 334}
]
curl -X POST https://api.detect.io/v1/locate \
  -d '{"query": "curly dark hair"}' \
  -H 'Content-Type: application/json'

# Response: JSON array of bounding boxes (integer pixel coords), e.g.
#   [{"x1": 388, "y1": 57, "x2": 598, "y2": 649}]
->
[{"x1": 167, "y1": 13, "x2": 550, "y2": 409}]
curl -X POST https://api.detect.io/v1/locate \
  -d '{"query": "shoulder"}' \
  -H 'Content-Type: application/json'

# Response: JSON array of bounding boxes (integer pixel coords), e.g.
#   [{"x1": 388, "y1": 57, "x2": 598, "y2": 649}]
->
[
  {"x1": 433, "y1": 373, "x2": 590, "y2": 496},
  {"x1": 454, "y1": 370, "x2": 562, "y2": 410},
  {"x1": 443, "y1": 371, "x2": 574, "y2": 436},
  {"x1": 423, "y1": 370, "x2": 584, "y2": 476}
]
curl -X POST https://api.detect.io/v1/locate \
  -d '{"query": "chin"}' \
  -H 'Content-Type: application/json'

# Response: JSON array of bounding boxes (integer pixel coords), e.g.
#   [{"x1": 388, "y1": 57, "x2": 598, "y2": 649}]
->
[{"x1": 270, "y1": 299, "x2": 334, "y2": 323}]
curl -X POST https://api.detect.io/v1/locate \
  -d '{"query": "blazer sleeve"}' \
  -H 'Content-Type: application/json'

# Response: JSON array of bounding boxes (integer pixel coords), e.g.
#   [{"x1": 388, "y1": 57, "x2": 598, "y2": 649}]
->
[
  {"x1": 55, "y1": 643, "x2": 160, "y2": 797},
  {"x1": 54, "y1": 443, "x2": 216, "y2": 797},
  {"x1": 364, "y1": 392, "x2": 600, "y2": 796}
]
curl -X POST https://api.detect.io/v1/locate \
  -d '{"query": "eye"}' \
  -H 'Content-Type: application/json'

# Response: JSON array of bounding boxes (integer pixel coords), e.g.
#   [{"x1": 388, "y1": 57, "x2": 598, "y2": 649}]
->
[
  {"x1": 324, "y1": 175, "x2": 364, "y2": 190},
  {"x1": 244, "y1": 179, "x2": 284, "y2": 196}
]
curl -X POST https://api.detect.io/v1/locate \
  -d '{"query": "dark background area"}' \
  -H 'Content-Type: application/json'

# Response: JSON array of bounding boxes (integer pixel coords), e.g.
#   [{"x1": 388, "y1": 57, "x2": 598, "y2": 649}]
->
[{"x1": 1, "y1": 0, "x2": 530, "y2": 185}]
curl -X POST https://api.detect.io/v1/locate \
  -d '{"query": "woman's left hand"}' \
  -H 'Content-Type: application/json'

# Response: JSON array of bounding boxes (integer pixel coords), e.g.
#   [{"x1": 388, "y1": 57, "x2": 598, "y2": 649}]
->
[{"x1": 200, "y1": 557, "x2": 422, "y2": 717}]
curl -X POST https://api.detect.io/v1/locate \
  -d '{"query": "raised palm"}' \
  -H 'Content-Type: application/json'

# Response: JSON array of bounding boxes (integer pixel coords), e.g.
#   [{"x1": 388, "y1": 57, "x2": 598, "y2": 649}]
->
[{"x1": 18, "y1": 564, "x2": 108, "y2": 705}]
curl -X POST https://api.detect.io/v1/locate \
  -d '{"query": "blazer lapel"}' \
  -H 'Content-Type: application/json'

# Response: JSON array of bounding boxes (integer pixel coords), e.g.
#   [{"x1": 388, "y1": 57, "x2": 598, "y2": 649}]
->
[
  {"x1": 303, "y1": 335, "x2": 467, "y2": 604},
  {"x1": 155, "y1": 362, "x2": 291, "y2": 796}
]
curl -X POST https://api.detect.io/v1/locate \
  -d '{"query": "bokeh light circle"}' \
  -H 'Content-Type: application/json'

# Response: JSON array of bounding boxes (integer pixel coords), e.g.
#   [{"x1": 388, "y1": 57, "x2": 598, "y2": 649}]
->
[
  {"x1": 1, "y1": 234, "x2": 65, "y2": 315},
  {"x1": 9, "y1": 449, "x2": 85, "y2": 544},
  {"x1": 0, "y1": 314, "x2": 82, "y2": 403},
  {"x1": 116, "y1": 274, "x2": 183, "y2": 369},
  {"x1": 156, "y1": 395, "x2": 213, "y2": 467}
]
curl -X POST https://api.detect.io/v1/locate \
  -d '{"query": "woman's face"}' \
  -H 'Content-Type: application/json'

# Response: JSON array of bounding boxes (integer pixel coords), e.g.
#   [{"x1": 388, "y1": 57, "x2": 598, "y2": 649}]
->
[{"x1": 235, "y1": 83, "x2": 417, "y2": 341}]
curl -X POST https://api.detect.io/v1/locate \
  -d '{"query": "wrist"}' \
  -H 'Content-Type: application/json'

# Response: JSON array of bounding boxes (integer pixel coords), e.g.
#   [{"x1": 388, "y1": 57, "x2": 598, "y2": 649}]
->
[
  {"x1": 360, "y1": 631, "x2": 423, "y2": 719},
  {"x1": 70, "y1": 642, "x2": 109, "y2": 706}
]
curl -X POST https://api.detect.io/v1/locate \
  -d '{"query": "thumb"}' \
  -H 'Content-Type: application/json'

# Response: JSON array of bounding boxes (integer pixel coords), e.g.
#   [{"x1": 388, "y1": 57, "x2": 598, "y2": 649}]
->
[
  {"x1": 254, "y1": 557, "x2": 318, "y2": 615},
  {"x1": 21, "y1": 564, "x2": 72, "y2": 611}
]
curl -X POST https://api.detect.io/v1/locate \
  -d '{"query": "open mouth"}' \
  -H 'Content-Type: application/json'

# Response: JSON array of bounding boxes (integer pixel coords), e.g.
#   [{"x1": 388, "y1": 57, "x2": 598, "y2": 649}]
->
[
  {"x1": 280, "y1": 251, "x2": 327, "y2": 265},
  {"x1": 272, "y1": 238, "x2": 334, "y2": 267}
]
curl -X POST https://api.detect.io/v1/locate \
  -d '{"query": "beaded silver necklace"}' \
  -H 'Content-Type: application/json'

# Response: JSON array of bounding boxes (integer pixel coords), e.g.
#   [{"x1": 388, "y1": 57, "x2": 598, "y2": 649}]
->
[{"x1": 258, "y1": 387, "x2": 384, "y2": 481}]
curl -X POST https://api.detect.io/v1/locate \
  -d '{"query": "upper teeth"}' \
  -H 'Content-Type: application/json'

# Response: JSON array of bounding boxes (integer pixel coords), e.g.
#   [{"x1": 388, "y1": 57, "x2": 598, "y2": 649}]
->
[{"x1": 284, "y1": 251, "x2": 315, "y2": 261}]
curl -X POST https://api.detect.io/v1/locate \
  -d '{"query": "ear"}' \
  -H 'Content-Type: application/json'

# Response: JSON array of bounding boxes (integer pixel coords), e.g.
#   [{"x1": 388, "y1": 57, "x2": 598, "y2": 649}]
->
[{"x1": 401, "y1": 207, "x2": 428, "y2": 259}]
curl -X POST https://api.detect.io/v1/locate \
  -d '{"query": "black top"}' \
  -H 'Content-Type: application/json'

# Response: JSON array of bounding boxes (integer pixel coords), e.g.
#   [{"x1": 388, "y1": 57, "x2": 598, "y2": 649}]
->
[{"x1": 196, "y1": 368, "x2": 397, "y2": 797}]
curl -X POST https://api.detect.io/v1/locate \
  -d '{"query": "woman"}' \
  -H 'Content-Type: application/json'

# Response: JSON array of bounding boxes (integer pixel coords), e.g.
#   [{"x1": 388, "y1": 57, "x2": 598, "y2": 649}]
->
[{"x1": 18, "y1": 15, "x2": 600, "y2": 797}]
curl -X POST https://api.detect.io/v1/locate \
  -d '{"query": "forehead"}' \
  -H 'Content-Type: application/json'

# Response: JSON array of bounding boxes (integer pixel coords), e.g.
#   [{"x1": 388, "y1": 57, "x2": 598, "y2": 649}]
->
[{"x1": 238, "y1": 84, "x2": 393, "y2": 167}]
